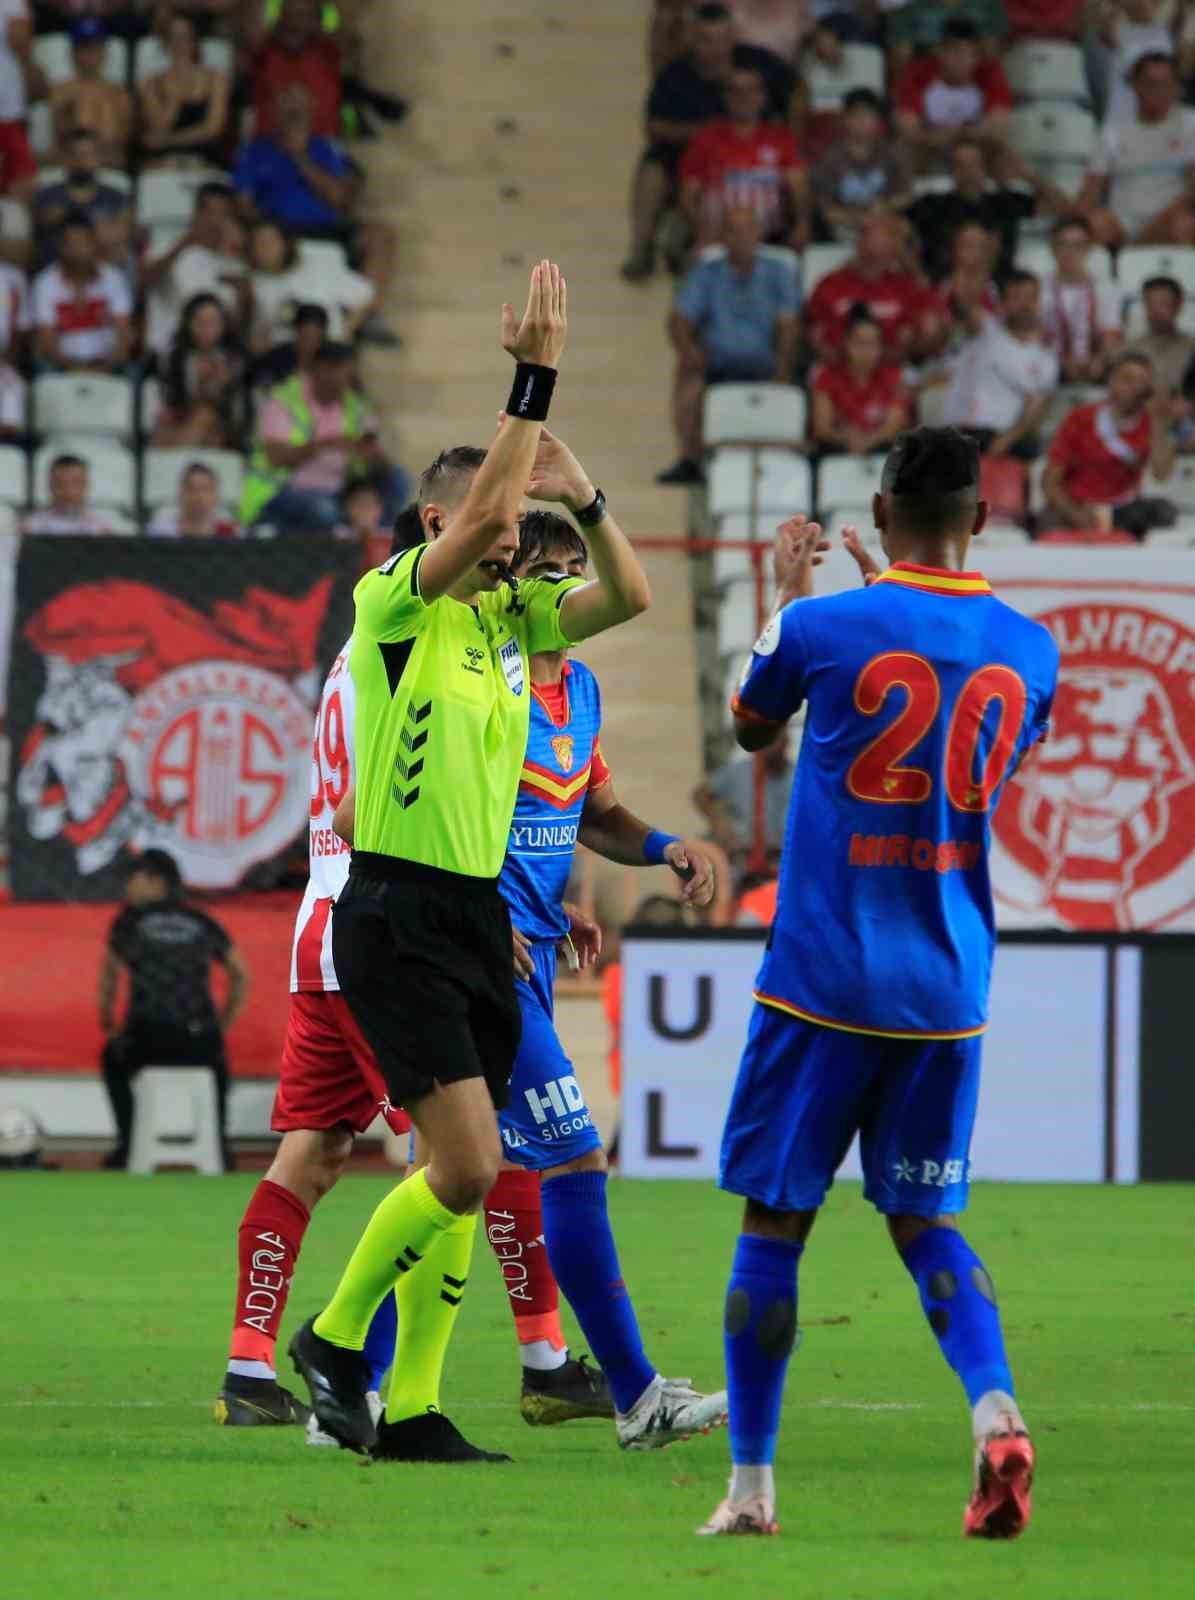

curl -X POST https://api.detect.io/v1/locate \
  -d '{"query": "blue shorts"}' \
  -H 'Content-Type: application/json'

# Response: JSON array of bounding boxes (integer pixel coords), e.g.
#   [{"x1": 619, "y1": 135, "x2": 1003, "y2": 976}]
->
[
  {"x1": 498, "y1": 942, "x2": 603, "y2": 1171},
  {"x1": 719, "y1": 1003, "x2": 982, "y2": 1217}
]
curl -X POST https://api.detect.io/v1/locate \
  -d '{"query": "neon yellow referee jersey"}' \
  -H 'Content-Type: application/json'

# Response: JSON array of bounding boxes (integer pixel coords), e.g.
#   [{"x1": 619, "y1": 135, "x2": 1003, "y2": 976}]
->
[{"x1": 349, "y1": 543, "x2": 585, "y2": 878}]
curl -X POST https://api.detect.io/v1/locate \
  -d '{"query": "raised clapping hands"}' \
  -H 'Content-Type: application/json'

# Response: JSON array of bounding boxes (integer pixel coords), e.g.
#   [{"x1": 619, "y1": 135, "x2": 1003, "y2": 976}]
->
[
  {"x1": 773, "y1": 515, "x2": 831, "y2": 602},
  {"x1": 841, "y1": 523, "x2": 883, "y2": 587},
  {"x1": 501, "y1": 259, "x2": 568, "y2": 370}
]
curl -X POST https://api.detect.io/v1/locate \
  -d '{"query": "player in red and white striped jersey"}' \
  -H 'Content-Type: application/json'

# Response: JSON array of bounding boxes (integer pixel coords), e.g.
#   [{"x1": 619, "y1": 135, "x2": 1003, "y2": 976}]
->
[{"x1": 215, "y1": 637, "x2": 414, "y2": 1430}]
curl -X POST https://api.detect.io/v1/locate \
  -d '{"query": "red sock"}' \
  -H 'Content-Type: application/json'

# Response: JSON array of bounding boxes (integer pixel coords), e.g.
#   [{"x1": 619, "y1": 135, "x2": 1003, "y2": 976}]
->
[
  {"x1": 484, "y1": 1169, "x2": 566, "y2": 1358},
  {"x1": 227, "y1": 1179, "x2": 311, "y2": 1377}
]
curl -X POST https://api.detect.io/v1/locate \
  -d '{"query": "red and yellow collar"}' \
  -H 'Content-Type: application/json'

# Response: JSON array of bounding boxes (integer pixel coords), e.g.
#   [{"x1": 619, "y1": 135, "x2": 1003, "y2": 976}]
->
[{"x1": 874, "y1": 562, "x2": 991, "y2": 597}]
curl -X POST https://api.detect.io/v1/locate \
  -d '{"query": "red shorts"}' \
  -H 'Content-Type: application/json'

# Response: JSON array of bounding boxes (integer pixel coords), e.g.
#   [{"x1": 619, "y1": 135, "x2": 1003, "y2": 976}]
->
[
  {"x1": 273, "y1": 990, "x2": 412, "y2": 1136},
  {"x1": 0, "y1": 121, "x2": 37, "y2": 190}
]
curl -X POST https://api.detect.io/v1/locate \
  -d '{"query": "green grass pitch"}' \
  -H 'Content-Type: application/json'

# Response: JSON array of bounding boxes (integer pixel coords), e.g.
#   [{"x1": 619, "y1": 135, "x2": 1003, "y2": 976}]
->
[{"x1": 4, "y1": 1173, "x2": 1191, "y2": 1599}]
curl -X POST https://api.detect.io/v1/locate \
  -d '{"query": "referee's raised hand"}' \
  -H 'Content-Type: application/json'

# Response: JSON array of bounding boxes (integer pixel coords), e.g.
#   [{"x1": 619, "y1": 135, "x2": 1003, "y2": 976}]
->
[{"x1": 501, "y1": 259, "x2": 568, "y2": 370}]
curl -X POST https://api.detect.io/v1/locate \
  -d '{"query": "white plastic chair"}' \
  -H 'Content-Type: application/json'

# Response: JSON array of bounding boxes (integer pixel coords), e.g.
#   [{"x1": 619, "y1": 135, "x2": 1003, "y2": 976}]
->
[
  {"x1": 1117, "y1": 247, "x2": 1195, "y2": 304},
  {"x1": 133, "y1": 34, "x2": 233, "y2": 83},
  {"x1": 33, "y1": 32, "x2": 127, "y2": 87},
  {"x1": 33, "y1": 374, "x2": 136, "y2": 441},
  {"x1": 1005, "y1": 41, "x2": 1090, "y2": 106},
  {"x1": 816, "y1": 453, "x2": 885, "y2": 517},
  {"x1": 0, "y1": 502, "x2": 16, "y2": 535},
  {"x1": 1144, "y1": 458, "x2": 1195, "y2": 511},
  {"x1": 137, "y1": 167, "x2": 229, "y2": 227},
  {"x1": 710, "y1": 510, "x2": 771, "y2": 588},
  {"x1": 716, "y1": 577, "x2": 759, "y2": 660},
  {"x1": 1145, "y1": 517, "x2": 1195, "y2": 548},
  {"x1": 805, "y1": 43, "x2": 885, "y2": 111},
  {"x1": 128, "y1": 1067, "x2": 223, "y2": 1176},
  {"x1": 143, "y1": 447, "x2": 244, "y2": 509},
  {"x1": 0, "y1": 445, "x2": 27, "y2": 506},
  {"x1": 297, "y1": 238, "x2": 352, "y2": 278},
  {"x1": 32, "y1": 439, "x2": 136, "y2": 512},
  {"x1": 802, "y1": 242, "x2": 851, "y2": 294},
  {"x1": 1009, "y1": 104, "x2": 1098, "y2": 186},
  {"x1": 708, "y1": 446, "x2": 814, "y2": 521},
  {"x1": 704, "y1": 384, "x2": 805, "y2": 449},
  {"x1": 1014, "y1": 239, "x2": 1115, "y2": 285},
  {"x1": 35, "y1": 165, "x2": 133, "y2": 196},
  {"x1": 27, "y1": 101, "x2": 53, "y2": 158},
  {"x1": 980, "y1": 523, "x2": 1033, "y2": 547}
]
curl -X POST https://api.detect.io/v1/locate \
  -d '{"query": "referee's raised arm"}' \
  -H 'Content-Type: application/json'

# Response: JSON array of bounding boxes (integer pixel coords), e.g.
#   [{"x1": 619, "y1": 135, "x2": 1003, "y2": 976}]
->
[{"x1": 417, "y1": 260, "x2": 567, "y2": 602}]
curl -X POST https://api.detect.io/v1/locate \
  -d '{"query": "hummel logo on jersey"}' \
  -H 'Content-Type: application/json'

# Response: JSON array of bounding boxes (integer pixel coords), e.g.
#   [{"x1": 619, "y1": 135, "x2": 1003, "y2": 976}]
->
[
  {"x1": 462, "y1": 646, "x2": 485, "y2": 676},
  {"x1": 893, "y1": 1156, "x2": 968, "y2": 1187}
]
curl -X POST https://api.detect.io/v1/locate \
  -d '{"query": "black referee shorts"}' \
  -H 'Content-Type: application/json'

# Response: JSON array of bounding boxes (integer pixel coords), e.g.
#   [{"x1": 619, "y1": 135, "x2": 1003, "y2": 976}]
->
[{"x1": 330, "y1": 853, "x2": 522, "y2": 1112}]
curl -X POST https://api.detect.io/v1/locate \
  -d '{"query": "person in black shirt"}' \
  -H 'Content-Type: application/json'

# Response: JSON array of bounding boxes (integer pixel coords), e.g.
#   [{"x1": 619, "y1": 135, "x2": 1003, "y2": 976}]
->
[
  {"x1": 622, "y1": 1, "x2": 796, "y2": 282},
  {"x1": 904, "y1": 138, "x2": 1064, "y2": 283},
  {"x1": 98, "y1": 850, "x2": 249, "y2": 1170}
]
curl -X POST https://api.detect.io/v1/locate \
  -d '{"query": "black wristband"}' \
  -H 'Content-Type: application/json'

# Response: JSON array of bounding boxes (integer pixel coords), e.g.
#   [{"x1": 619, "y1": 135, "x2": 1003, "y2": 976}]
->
[
  {"x1": 508, "y1": 362, "x2": 557, "y2": 423},
  {"x1": 573, "y1": 487, "x2": 607, "y2": 527}
]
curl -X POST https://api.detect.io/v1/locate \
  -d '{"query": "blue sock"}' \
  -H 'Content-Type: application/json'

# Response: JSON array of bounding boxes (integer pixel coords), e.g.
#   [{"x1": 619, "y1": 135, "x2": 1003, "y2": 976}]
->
[
  {"x1": 362, "y1": 1288, "x2": 397, "y2": 1394},
  {"x1": 901, "y1": 1228, "x2": 1014, "y2": 1406},
  {"x1": 540, "y1": 1170, "x2": 656, "y2": 1414},
  {"x1": 724, "y1": 1234, "x2": 802, "y2": 1466}
]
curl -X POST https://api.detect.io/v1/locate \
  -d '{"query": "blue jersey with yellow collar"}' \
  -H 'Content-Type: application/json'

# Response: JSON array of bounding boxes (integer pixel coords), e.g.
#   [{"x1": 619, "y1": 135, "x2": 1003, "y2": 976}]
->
[{"x1": 499, "y1": 659, "x2": 610, "y2": 942}]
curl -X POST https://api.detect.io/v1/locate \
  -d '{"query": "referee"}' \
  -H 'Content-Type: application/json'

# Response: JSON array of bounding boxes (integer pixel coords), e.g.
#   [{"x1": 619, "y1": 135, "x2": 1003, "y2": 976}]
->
[{"x1": 290, "y1": 261, "x2": 653, "y2": 1459}]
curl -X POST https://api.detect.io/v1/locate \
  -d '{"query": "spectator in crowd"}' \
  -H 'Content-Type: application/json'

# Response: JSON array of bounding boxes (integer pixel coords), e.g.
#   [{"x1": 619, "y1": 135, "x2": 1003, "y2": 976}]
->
[
  {"x1": 893, "y1": 19, "x2": 1012, "y2": 168},
  {"x1": 810, "y1": 88, "x2": 913, "y2": 241},
  {"x1": 622, "y1": 0, "x2": 796, "y2": 281},
  {"x1": 50, "y1": 18, "x2": 133, "y2": 170},
  {"x1": 246, "y1": 218, "x2": 374, "y2": 357},
  {"x1": 139, "y1": 10, "x2": 231, "y2": 168},
  {"x1": 34, "y1": 127, "x2": 131, "y2": 269},
  {"x1": 941, "y1": 270, "x2": 1060, "y2": 456},
  {"x1": 1080, "y1": 52, "x2": 1195, "y2": 246},
  {"x1": 149, "y1": 461, "x2": 241, "y2": 538},
  {"x1": 658, "y1": 205, "x2": 801, "y2": 484},
  {"x1": 693, "y1": 735, "x2": 792, "y2": 863},
  {"x1": 21, "y1": 453, "x2": 114, "y2": 534},
  {"x1": 33, "y1": 213, "x2": 131, "y2": 371},
  {"x1": 252, "y1": 298, "x2": 328, "y2": 386},
  {"x1": 233, "y1": 84, "x2": 398, "y2": 345},
  {"x1": 341, "y1": 477, "x2": 385, "y2": 543},
  {"x1": 1089, "y1": 0, "x2": 1174, "y2": 125},
  {"x1": 152, "y1": 291, "x2": 245, "y2": 448},
  {"x1": 0, "y1": 354, "x2": 23, "y2": 439},
  {"x1": 142, "y1": 180, "x2": 245, "y2": 358},
  {"x1": 98, "y1": 849, "x2": 249, "y2": 1172},
  {"x1": 886, "y1": 0, "x2": 1010, "y2": 69},
  {"x1": 0, "y1": 0, "x2": 40, "y2": 202},
  {"x1": 1043, "y1": 351, "x2": 1176, "y2": 535},
  {"x1": 242, "y1": 339, "x2": 397, "y2": 529},
  {"x1": 905, "y1": 137, "x2": 1054, "y2": 281},
  {"x1": 252, "y1": 0, "x2": 343, "y2": 140},
  {"x1": 0, "y1": 253, "x2": 29, "y2": 359},
  {"x1": 679, "y1": 63, "x2": 809, "y2": 250},
  {"x1": 809, "y1": 310, "x2": 910, "y2": 455},
  {"x1": 926, "y1": 219, "x2": 1000, "y2": 331},
  {"x1": 805, "y1": 213, "x2": 936, "y2": 363},
  {"x1": 1038, "y1": 215, "x2": 1123, "y2": 385},
  {"x1": 0, "y1": 191, "x2": 33, "y2": 268},
  {"x1": 1124, "y1": 274, "x2": 1195, "y2": 394},
  {"x1": 1004, "y1": 0, "x2": 1083, "y2": 38}
]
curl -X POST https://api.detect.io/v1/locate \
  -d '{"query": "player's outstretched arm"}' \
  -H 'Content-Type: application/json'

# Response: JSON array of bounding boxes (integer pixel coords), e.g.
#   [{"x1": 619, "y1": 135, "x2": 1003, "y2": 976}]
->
[
  {"x1": 524, "y1": 425, "x2": 651, "y2": 641},
  {"x1": 579, "y1": 780, "x2": 716, "y2": 907},
  {"x1": 418, "y1": 260, "x2": 568, "y2": 603}
]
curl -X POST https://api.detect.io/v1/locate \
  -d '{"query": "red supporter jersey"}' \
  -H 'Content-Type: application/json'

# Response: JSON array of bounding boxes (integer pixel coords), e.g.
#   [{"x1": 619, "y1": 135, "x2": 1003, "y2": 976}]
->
[
  {"x1": 807, "y1": 265, "x2": 929, "y2": 351},
  {"x1": 290, "y1": 639, "x2": 355, "y2": 992},
  {"x1": 812, "y1": 361, "x2": 909, "y2": 431},
  {"x1": 1047, "y1": 402, "x2": 1151, "y2": 507},
  {"x1": 253, "y1": 38, "x2": 343, "y2": 137},
  {"x1": 896, "y1": 55, "x2": 1012, "y2": 128},
  {"x1": 679, "y1": 119, "x2": 801, "y2": 233}
]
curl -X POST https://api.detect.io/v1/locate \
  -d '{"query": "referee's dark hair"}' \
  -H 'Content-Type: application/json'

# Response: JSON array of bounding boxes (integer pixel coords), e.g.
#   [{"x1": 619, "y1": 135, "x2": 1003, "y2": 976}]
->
[
  {"x1": 390, "y1": 502, "x2": 424, "y2": 556},
  {"x1": 516, "y1": 509, "x2": 588, "y2": 573},
  {"x1": 418, "y1": 445, "x2": 487, "y2": 512},
  {"x1": 879, "y1": 427, "x2": 982, "y2": 538}
]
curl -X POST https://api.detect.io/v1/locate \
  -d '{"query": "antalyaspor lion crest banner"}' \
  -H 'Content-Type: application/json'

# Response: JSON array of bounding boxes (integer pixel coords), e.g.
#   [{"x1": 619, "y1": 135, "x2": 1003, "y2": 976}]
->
[
  {"x1": 812, "y1": 545, "x2": 1195, "y2": 933},
  {"x1": 7, "y1": 536, "x2": 357, "y2": 900}
]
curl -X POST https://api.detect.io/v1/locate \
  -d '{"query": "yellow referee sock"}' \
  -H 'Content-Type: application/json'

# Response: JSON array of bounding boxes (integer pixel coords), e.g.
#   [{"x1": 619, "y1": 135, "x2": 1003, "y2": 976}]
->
[
  {"x1": 313, "y1": 1169, "x2": 458, "y2": 1350},
  {"x1": 385, "y1": 1210, "x2": 478, "y2": 1423}
]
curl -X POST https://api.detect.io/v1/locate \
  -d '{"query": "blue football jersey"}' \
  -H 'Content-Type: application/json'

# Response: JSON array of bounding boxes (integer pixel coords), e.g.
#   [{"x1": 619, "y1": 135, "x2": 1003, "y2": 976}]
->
[
  {"x1": 734, "y1": 562, "x2": 1059, "y2": 1038},
  {"x1": 499, "y1": 659, "x2": 608, "y2": 942}
]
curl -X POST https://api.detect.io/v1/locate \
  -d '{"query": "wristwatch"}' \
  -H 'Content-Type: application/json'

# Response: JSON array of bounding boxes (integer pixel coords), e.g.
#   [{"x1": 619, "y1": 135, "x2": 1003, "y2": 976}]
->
[{"x1": 572, "y1": 488, "x2": 607, "y2": 527}]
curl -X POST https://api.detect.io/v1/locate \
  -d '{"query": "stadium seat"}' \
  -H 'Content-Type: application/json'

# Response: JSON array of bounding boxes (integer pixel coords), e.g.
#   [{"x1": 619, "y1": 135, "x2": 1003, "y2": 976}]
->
[
  {"x1": 32, "y1": 374, "x2": 136, "y2": 441},
  {"x1": 137, "y1": 168, "x2": 229, "y2": 228},
  {"x1": 802, "y1": 242, "x2": 851, "y2": 293},
  {"x1": 981, "y1": 523, "x2": 1033, "y2": 547},
  {"x1": 708, "y1": 447, "x2": 813, "y2": 520},
  {"x1": 133, "y1": 33, "x2": 233, "y2": 82},
  {"x1": 1005, "y1": 41, "x2": 1089, "y2": 106},
  {"x1": 0, "y1": 501, "x2": 16, "y2": 535},
  {"x1": 1145, "y1": 458, "x2": 1195, "y2": 510},
  {"x1": 143, "y1": 448, "x2": 244, "y2": 510},
  {"x1": 1117, "y1": 247, "x2": 1195, "y2": 304},
  {"x1": 704, "y1": 384, "x2": 805, "y2": 449},
  {"x1": 980, "y1": 456, "x2": 1027, "y2": 525},
  {"x1": 297, "y1": 238, "x2": 352, "y2": 278},
  {"x1": 33, "y1": 32, "x2": 127, "y2": 87},
  {"x1": 709, "y1": 511, "x2": 772, "y2": 588},
  {"x1": 1037, "y1": 527, "x2": 1134, "y2": 544},
  {"x1": 27, "y1": 100, "x2": 52, "y2": 158},
  {"x1": 1014, "y1": 239, "x2": 1115, "y2": 284},
  {"x1": 0, "y1": 445, "x2": 27, "y2": 506},
  {"x1": 32, "y1": 439, "x2": 136, "y2": 512},
  {"x1": 805, "y1": 43, "x2": 885, "y2": 110},
  {"x1": 716, "y1": 577, "x2": 759, "y2": 659},
  {"x1": 1009, "y1": 104, "x2": 1097, "y2": 186},
  {"x1": 1144, "y1": 518, "x2": 1195, "y2": 548},
  {"x1": 35, "y1": 166, "x2": 133, "y2": 196},
  {"x1": 817, "y1": 453, "x2": 885, "y2": 517},
  {"x1": 140, "y1": 378, "x2": 161, "y2": 436}
]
